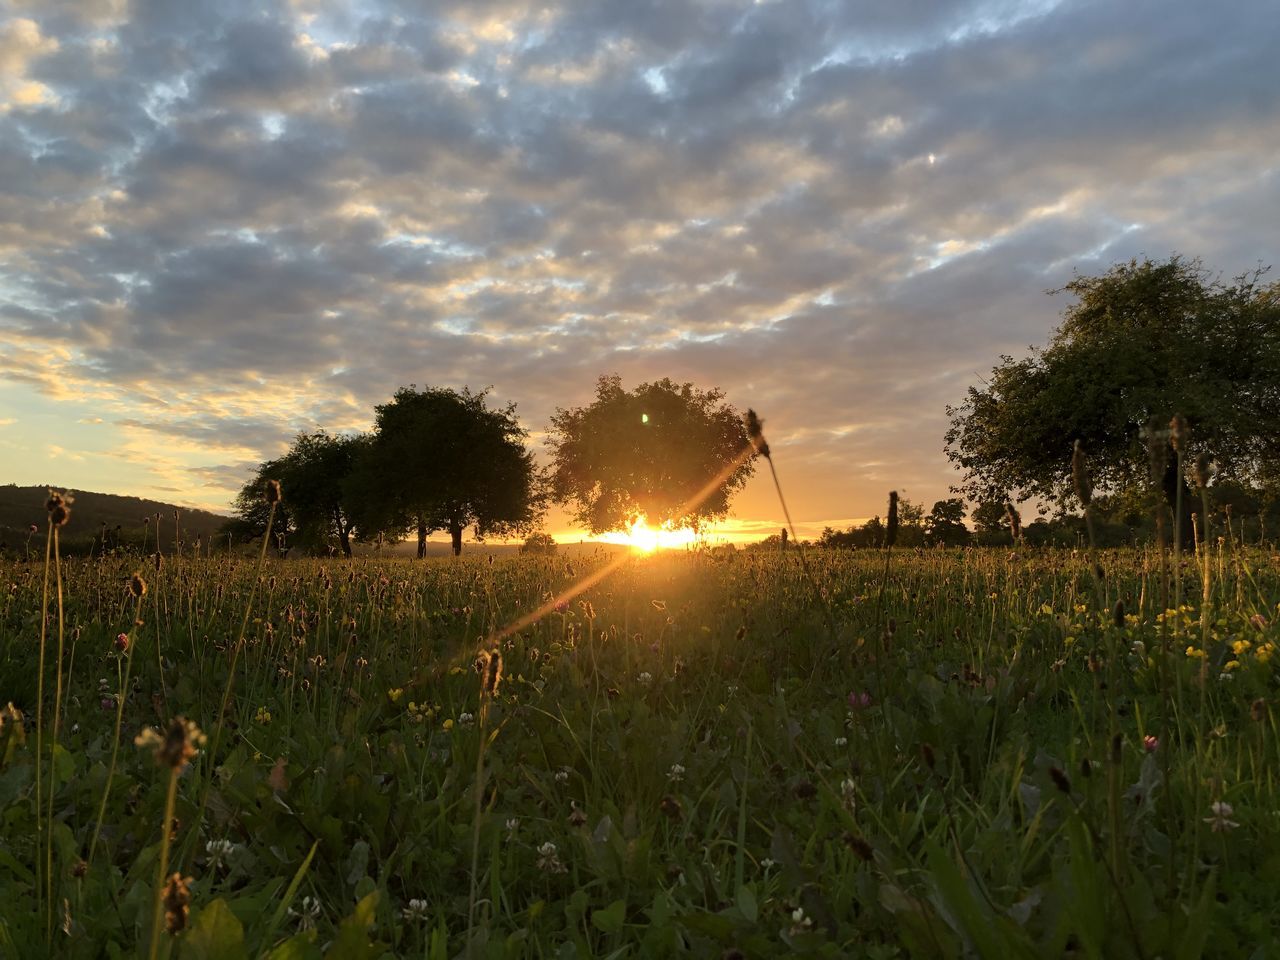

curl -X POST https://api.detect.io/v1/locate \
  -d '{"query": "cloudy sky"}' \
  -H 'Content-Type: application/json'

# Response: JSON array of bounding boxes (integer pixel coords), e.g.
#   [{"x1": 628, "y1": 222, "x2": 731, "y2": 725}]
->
[{"x1": 1, "y1": 0, "x2": 1277, "y2": 540}]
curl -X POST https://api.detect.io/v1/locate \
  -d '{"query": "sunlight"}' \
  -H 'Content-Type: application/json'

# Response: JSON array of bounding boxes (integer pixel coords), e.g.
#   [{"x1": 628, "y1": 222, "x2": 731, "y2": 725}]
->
[{"x1": 598, "y1": 515, "x2": 697, "y2": 552}]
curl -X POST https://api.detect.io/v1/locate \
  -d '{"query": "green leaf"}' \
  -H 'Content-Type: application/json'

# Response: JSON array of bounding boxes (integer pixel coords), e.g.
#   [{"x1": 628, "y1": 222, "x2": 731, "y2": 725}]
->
[
  {"x1": 1175, "y1": 870, "x2": 1216, "y2": 960},
  {"x1": 261, "y1": 841, "x2": 318, "y2": 947},
  {"x1": 734, "y1": 886, "x2": 757, "y2": 925},
  {"x1": 590, "y1": 899, "x2": 626, "y2": 935},
  {"x1": 326, "y1": 891, "x2": 384, "y2": 960},
  {"x1": 263, "y1": 933, "x2": 321, "y2": 960},
  {"x1": 180, "y1": 899, "x2": 247, "y2": 960}
]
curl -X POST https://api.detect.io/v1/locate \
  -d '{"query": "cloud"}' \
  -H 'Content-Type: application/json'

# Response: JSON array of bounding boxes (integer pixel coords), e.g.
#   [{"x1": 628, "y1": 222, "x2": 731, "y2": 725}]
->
[{"x1": 1, "y1": 0, "x2": 1277, "y2": 525}]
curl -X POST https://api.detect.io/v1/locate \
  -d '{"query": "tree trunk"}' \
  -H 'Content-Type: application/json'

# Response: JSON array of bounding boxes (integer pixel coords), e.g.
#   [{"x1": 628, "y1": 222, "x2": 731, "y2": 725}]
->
[
  {"x1": 417, "y1": 518, "x2": 427, "y2": 559},
  {"x1": 450, "y1": 521, "x2": 463, "y2": 557},
  {"x1": 339, "y1": 524, "x2": 352, "y2": 558}
]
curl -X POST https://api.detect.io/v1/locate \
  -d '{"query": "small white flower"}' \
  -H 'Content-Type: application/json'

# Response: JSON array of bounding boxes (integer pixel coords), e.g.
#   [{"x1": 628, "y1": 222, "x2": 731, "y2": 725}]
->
[
  {"x1": 505, "y1": 817, "x2": 520, "y2": 834},
  {"x1": 667, "y1": 763, "x2": 686, "y2": 782},
  {"x1": 402, "y1": 898, "x2": 430, "y2": 922},
  {"x1": 789, "y1": 905, "x2": 813, "y2": 934},
  {"x1": 205, "y1": 838, "x2": 238, "y2": 867},
  {"x1": 760, "y1": 857, "x2": 777, "y2": 872},
  {"x1": 536, "y1": 841, "x2": 567, "y2": 874},
  {"x1": 840, "y1": 777, "x2": 857, "y2": 810},
  {"x1": 289, "y1": 895, "x2": 322, "y2": 931},
  {"x1": 1204, "y1": 800, "x2": 1239, "y2": 832},
  {"x1": 458, "y1": 711, "x2": 475, "y2": 725},
  {"x1": 1218, "y1": 672, "x2": 1234, "y2": 682},
  {"x1": 834, "y1": 737, "x2": 848, "y2": 747},
  {"x1": 637, "y1": 671, "x2": 653, "y2": 685},
  {"x1": 554, "y1": 767, "x2": 570, "y2": 784}
]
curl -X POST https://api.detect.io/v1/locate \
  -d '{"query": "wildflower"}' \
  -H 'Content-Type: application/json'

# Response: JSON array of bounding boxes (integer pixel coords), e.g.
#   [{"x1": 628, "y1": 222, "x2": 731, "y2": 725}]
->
[
  {"x1": 1130, "y1": 640, "x2": 1146, "y2": 659},
  {"x1": 255, "y1": 706, "x2": 272, "y2": 724},
  {"x1": 659, "y1": 795, "x2": 683, "y2": 820},
  {"x1": 1219, "y1": 672, "x2": 1234, "y2": 682},
  {"x1": 834, "y1": 736, "x2": 848, "y2": 747},
  {"x1": 114, "y1": 633, "x2": 130, "y2": 653},
  {"x1": 1204, "y1": 801, "x2": 1239, "y2": 833},
  {"x1": 667, "y1": 763, "x2": 685, "y2": 783},
  {"x1": 760, "y1": 858, "x2": 777, "y2": 873},
  {"x1": 637, "y1": 671, "x2": 653, "y2": 685},
  {"x1": 205, "y1": 838, "x2": 241, "y2": 869},
  {"x1": 567, "y1": 802, "x2": 587, "y2": 827},
  {"x1": 130, "y1": 574, "x2": 147, "y2": 598},
  {"x1": 554, "y1": 767, "x2": 570, "y2": 784},
  {"x1": 744, "y1": 409, "x2": 770, "y2": 459},
  {"x1": 1143, "y1": 735, "x2": 1159, "y2": 753},
  {"x1": 402, "y1": 899, "x2": 430, "y2": 922},
  {"x1": 1251, "y1": 699, "x2": 1267, "y2": 722},
  {"x1": 886, "y1": 491, "x2": 899, "y2": 547},
  {"x1": 840, "y1": 777, "x2": 857, "y2": 810},
  {"x1": 505, "y1": 818, "x2": 520, "y2": 835},
  {"x1": 136, "y1": 717, "x2": 205, "y2": 771},
  {"x1": 1250, "y1": 614, "x2": 1269, "y2": 630},
  {"x1": 1233, "y1": 639, "x2": 1252, "y2": 655},
  {"x1": 536, "y1": 841, "x2": 567, "y2": 874},
  {"x1": 46, "y1": 490, "x2": 72, "y2": 527},
  {"x1": 458, "y1": 712, "x2": 475, "y2": 726},
  {"x1": 289, "y1": 895, "x2": 322, "y2": 931},
  {"x1": 789, "y1": 905, "x2": 813, "y2": 935},
  {"x1": 441, "y1": 718, "x2": 454, "y2": 732},
  {"x1": 554, "y1": 600, "x2": 569, "y2": 613},
  {"x1": 847, "y1": 691, "x2": 872, "y2": 709},
  {"x1": 265, "y1": 479, "x2": 281, "y2": 504},
  {"x1": 387, "y1": 688, "x2": 404, "y2": 703},
  {"x1": 161, "y1": 873, "x2": 192, "y2": 933}
]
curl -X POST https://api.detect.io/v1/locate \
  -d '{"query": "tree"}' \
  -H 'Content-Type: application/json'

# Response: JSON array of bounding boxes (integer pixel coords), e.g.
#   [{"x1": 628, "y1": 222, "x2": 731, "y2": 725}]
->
[
  {"x1": 547, "y1": 375, "x2": 755, "y2": 535},
  {"x1": 520, "y1": 532, "x2": 558, "y2": 555},
  {"x1": 230, "y1": 432, "x2": 364, "y2": 556},
  {"x1": 350, "y1": 386, "x2": 542, "y2": 556},
  {"x1": 945, "y1": 257, "x2": 1280, "y2": 528},
  {"x1": 925, "y1": 498, "x2": 970, "y2": 546}
]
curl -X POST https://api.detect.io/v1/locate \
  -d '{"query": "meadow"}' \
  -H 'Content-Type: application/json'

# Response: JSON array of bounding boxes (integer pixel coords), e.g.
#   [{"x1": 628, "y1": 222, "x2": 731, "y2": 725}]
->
[{"x1": 1, "y1": 536, "x2": 1278, "y2": 958}]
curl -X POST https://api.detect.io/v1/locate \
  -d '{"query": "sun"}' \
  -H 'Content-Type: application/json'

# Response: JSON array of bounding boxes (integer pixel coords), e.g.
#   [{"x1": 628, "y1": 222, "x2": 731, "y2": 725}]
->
[{"x1": 599, "y1": 515, "x2": 697, "y2": 552}]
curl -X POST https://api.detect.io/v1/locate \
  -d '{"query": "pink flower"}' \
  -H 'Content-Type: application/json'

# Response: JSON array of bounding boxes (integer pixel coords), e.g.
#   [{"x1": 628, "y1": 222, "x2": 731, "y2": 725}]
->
[
  {"x1": 28, "y1": 524, "x2": 38, "y2": 534},
  {"x1": 554, "y1": 600, "x2": 569, "y2": 613},
  {"x1": 100, "y1": 697, "x2": 114, "y2": 711},
  {"x1": 848, "y1": 691, "x2": 873, "y2": 709},
  {"x1": 114, "y1": 633, "x2": 130, "y2": 652},
  {"x1": 1143, "y1": 735, "x2": 1159, "y2": 753}
]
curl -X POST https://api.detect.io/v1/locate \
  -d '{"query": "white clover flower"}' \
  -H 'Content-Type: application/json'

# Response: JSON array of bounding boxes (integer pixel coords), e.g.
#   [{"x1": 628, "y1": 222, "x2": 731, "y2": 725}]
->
[
  {"x1": 760, "y1": 857, "x2": 777, "y2": 872},
  {"x1": 840, "y1": 777, "x2": 857, "y2": 810},
  {"x1": 458, "y1": 712, "x2": 475, "y2": 726},
  {"x1": 834, "y1": 737, "x2": 848, "y2": 747},
  {"x1": 667, "y1": 763, "x2": 686, "y2": 782},
  {"x1": 402, "y1": 898, "x2": 430, "y2": 922},
  {"x1": 638, "y1": 671, "x2": 653, "y2": 685},
  {"x1": 289, "y1": 895, "x2": 323, "y2": 931},
  {"x1": 554, "y1": 767, "x2": 570, "y2": 784},
  {"x1": 505, "y1": 817, "x2": 520, "y2": 834},
  {"x1": 536, "y1": 841, "x2": 567, "y2": 874},
  {"x1": 1205, "y1": 800, "x2": 1239, "y2": 832}
]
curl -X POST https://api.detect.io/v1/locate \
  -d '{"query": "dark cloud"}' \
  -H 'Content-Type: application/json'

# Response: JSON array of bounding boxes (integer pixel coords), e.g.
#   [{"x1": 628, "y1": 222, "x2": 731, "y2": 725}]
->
[{"x1": 1, "y1": 0, "x2": 1277, "y2": 524}]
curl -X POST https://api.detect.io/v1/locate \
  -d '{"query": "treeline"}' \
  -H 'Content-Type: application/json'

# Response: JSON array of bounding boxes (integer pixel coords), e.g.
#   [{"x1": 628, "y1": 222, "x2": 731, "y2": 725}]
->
[{"x1": 225, "y1": 386, "x2": 541, "y2": 558}]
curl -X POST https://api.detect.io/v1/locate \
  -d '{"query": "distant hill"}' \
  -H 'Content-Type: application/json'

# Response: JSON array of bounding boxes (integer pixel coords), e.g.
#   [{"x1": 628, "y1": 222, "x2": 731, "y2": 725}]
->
[{"x1": 0, "y1": 484, "x2": 230, "y2": 555}]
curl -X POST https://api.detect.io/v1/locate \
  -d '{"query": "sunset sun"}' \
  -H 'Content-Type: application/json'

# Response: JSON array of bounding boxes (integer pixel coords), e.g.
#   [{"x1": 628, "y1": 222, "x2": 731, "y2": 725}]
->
[{"x1": 599, "y1": 516, "x2": 697, "y2": 552}]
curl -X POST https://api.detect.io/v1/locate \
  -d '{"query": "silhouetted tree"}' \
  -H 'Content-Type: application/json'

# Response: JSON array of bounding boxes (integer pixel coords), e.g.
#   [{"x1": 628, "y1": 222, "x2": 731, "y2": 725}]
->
[
  {"x1": 547, "y1": 375, "x2": 755, "y2": 534},
  {"x1": 231, "y1": 431, "x2": 363, "y2": 556},
  {"x1": 925, "y1": 498, "x2": 970, "y2": 546},
  {"x1": 349, "y1": 386, "x2": 542, "y2": 556},
  {"x1": 946, "y1": 257, "x2": 1280, "y2": 544}
]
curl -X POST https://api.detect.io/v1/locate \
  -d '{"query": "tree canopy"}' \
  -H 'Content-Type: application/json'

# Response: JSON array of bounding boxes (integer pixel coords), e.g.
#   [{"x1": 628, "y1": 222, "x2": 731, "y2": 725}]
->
[
  {"x1": 547, "y1": 375, "x2": 755, "y2": 535},
  {"x1": 945, "y1": 257, "x2": 1280, "y2": 507},
  {"x1": 230, "y1": 431, "x2": 363, "y2": 556},
  {"x1": 350, "y1": 386, "x2": 542, "y2": 556}
]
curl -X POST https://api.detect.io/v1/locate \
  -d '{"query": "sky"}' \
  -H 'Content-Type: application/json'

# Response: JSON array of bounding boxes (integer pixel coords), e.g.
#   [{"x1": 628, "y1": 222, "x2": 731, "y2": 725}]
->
[{"x1": 1, "y1": 0, "x2": 1277, "y2": 543}]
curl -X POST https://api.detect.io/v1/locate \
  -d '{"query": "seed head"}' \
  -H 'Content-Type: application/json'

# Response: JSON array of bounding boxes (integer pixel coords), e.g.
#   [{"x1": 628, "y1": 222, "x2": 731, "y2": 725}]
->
[
  {"x1": 265, "y1": 479, "x2": 282, "y2": 504},
  {"x1": 1113, "y1": 599, "x2": 1125, "y2": 630},
  {"x1": 744, "y1": 409, "x2": 770, "y2": 459},
  {"x1": 482, "y1": 649, "x2": 503, "y2": 698},
  {"x1": 1252, "y1": 698, "x2": 1267, "y2": 723},
  {"x1": 136, "y1": 717, "x2": 206, "y2": 770},
  {"x1": 1145, "y1": 416, "x2": 1168, "y2": 483},
  {"x1": 886, "y1": 491, "x2": 899, "y2": 548},
  {"x1": 161, "y1": 874, "x2": 192, "y2": 933},
  {"x1": 1170, "y1": 414, "x2": 1190, "y2": 454},
  {"x1": 1071, "y1": 440, "x2": 1092, "y2": 506},
  {"x1": 1194, "y1": 453, "x2": 1212, "y2": 490},
  {"x1": 1048, "y1": 766, "x2": 1071, "y2": 795},
  {"x1": 1005, "y1": 502, "x2": 1021, "y2": 541},
  {"x1": 46, "y1": 490, "x2": 72, "y2": 528},
  {"x1": 130, "y1": 574, "x2": 148, "y2": 598}
]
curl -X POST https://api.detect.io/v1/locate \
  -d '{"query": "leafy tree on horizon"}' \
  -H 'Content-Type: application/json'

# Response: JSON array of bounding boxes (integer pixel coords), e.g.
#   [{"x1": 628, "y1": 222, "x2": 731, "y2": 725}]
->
[
  {"x1": 945, "y1": 256, "x2": 1280, "y2": 528},
  {"x1": 547, "y1": 375, "x2": 755, "y2": 535},
  {"x1": 349, "y1": 386, "x2": 542, "y2": 556},
  {"x1": 230, "y1": 431, "x2": 363, "y2": 556},
  {"x1": 925, "y1": 498, "x2": 970, "y2": 546}
]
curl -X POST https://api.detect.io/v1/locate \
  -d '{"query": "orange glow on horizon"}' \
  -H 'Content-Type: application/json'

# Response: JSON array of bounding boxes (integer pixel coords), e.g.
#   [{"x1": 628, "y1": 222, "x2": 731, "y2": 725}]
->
[{"x1": 596, "y1": 515, "x2": 698, "y2": 552}]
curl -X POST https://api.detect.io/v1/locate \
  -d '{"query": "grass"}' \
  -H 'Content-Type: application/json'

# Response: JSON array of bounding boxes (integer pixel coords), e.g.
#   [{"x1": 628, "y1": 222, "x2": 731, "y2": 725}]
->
[{"x1": 0, "y1": 540, "x2": 1277, "y2": 957}]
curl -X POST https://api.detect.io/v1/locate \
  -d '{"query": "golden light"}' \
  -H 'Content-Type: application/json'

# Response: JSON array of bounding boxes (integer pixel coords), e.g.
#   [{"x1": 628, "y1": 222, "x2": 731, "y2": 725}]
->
[{"x1": 599, "y1": 515, "x2": 696, "y2": 552}]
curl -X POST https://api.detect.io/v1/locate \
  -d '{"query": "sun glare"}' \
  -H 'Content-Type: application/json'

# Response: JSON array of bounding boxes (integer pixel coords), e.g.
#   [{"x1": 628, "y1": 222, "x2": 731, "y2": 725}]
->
[{"x1": 600, "y1": 516, "x2": 697, "y2": 552}]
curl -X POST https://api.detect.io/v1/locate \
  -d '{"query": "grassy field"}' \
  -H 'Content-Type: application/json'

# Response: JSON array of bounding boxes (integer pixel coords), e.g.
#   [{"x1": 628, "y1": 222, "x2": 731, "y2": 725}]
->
[{"x1": 1, "y1": 538, "x2": 1278, "y2": 957}]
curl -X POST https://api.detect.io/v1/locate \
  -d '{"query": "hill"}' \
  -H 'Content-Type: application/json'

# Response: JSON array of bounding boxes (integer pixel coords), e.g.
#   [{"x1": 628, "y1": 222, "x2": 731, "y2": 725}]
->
[{"x1": 0, "y1": 484, "x2": 230, "y2": 555}]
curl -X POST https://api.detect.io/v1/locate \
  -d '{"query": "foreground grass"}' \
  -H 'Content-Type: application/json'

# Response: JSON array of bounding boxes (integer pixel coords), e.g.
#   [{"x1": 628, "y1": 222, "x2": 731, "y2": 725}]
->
[{"x1": 0, "y1": 543, "x2": 1277, "y2": 957}]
